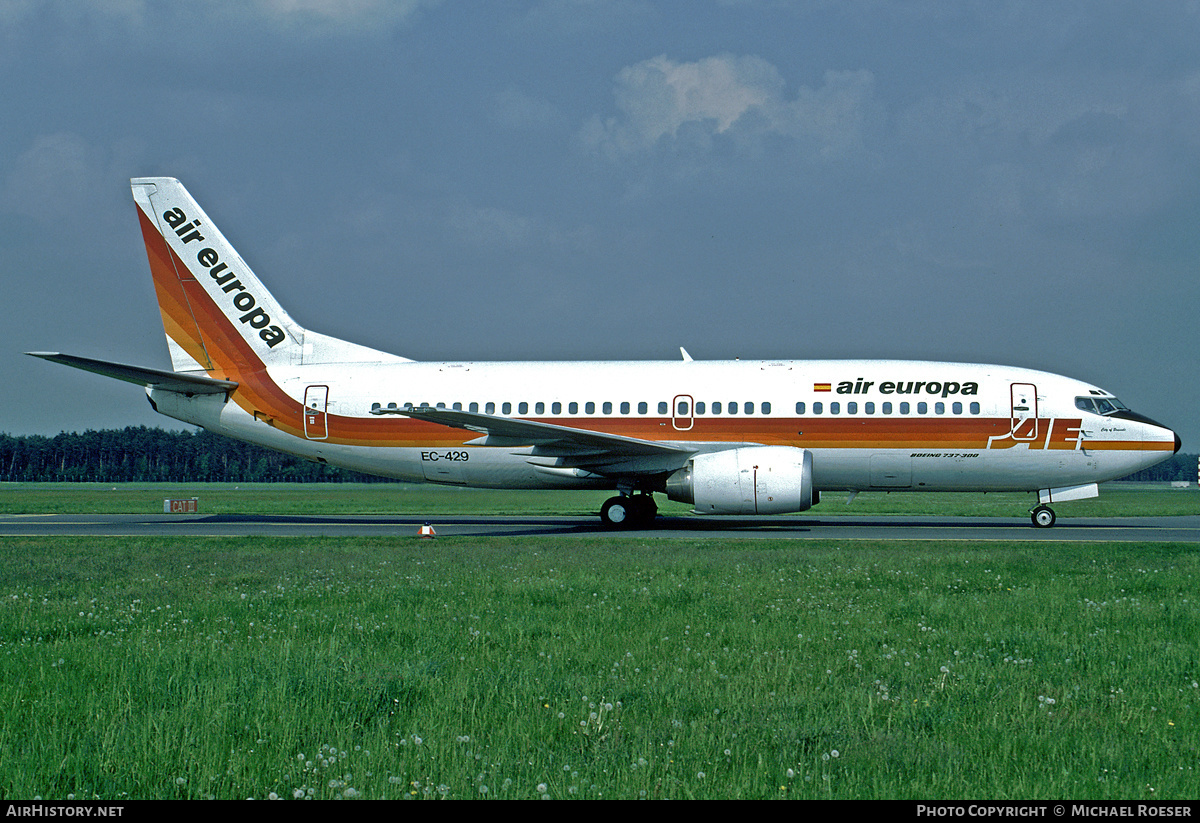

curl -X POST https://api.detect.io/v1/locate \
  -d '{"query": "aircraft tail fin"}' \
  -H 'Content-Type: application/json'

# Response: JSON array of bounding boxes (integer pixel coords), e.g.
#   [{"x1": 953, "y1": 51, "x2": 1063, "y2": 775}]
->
[{"x1": 130, "y1": 177, "x2": 408, "y2": 377}]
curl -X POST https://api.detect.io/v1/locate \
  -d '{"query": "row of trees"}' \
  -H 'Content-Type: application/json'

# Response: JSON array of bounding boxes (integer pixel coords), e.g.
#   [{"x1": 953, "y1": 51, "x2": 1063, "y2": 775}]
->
[
  {"x1": 0, "y1": 427, "x2": 386, "y2": 483},
  {"x1": 0, "y1": 426, "x2": 1193, "y2": 484},
  {"x1": 1120, "y1": 452, "x2": 1197, "y2": 483}
]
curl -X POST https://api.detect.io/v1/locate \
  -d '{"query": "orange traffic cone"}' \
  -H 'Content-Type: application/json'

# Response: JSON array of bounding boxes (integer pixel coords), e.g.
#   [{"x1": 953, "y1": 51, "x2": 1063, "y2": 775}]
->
[{"x1": 418, "y1": 522, "x2": 436, "y2": 538}]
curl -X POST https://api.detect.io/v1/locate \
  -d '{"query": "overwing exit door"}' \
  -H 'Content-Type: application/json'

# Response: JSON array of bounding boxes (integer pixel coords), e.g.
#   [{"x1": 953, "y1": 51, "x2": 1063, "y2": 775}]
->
[
  {"x1": 672, "y1": 394, "x2": 694, "y2": 431},
  {"x1": 304, "y1": 385, "x2": 329, "y2": 440}
]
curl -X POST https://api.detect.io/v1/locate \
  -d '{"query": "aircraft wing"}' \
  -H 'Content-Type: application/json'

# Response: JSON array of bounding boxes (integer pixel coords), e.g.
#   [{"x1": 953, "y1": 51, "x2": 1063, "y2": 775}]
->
[
  {"x1": 27, "y1": 352, "x2": 238, "y2": 395},
  {"x1": 381, "y1": 405, "x2": 696, "y2": 475}
]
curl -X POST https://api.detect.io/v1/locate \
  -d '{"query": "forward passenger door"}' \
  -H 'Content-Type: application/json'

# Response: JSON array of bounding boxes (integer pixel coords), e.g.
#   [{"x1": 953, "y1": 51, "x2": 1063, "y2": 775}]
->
[{"x1": 1010, "y1": 383, "x2": 1038, "y2": 441}]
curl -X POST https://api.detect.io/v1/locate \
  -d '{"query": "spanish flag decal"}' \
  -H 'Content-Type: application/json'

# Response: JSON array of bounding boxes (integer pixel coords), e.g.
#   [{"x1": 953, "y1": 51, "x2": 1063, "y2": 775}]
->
[{"x1": 814, "y1": 383, "x2": 832, "y2": 392}]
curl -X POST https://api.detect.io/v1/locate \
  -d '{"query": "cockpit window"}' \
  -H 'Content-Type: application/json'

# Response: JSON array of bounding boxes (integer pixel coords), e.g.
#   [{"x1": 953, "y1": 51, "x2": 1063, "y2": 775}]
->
[{"x1": 1075, "y1": 396, "x2": 1128, "y2": 416}]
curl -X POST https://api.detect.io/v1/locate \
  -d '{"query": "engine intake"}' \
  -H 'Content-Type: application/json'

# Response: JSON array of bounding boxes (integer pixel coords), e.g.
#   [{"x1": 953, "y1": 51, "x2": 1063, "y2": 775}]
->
[{"x1": 666, "y1": 446, "x2": 814, "y2": 514}]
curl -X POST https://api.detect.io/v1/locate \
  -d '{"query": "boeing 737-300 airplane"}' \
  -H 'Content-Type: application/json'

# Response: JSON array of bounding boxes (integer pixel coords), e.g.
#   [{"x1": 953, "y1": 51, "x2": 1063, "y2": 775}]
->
[{"x1": 29, "y1": 178, "x2": 1180, "y2": 528}]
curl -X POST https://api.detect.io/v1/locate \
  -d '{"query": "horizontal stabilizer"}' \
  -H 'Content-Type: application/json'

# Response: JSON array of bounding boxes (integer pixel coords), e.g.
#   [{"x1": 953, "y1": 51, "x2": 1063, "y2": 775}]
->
[{"x1": 27, "y1": 352, "x2": 237, "y2": 395}]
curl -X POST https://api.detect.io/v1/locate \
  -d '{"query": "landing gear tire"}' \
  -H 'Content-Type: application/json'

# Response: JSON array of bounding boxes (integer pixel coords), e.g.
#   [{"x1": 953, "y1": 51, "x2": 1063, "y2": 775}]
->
[
  {"x1": 600, "y1": 494, "x2": 658, "y2": 529},
  {"x1": 600, "y1": 497, "x2": 631, "y2": 528},
  {"x1": 1031, "y1": 505, "x2": 1056, "y2": 528}
]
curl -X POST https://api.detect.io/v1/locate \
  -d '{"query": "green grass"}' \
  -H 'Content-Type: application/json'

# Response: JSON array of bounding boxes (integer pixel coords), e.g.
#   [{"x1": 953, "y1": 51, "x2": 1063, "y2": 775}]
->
[
  {"x1": 1, "y1": 481, "x2": 1198, "y2": 518},
  {"x1": 1, "y1": 534, "x2": 1198, "y2": 799}
]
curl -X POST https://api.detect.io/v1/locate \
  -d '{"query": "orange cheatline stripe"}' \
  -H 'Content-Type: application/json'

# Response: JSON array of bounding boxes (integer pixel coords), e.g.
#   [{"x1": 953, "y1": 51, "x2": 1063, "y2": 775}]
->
[{"x1": 1082, "y1": 440, "x2": 1176, "y2": 451}]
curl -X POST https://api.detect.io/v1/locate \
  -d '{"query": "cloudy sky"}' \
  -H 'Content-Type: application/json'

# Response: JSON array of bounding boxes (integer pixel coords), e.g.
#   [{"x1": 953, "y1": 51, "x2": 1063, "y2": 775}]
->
[{"x1": 3, "y1": 1, "x2": 1199, "y2": 450}]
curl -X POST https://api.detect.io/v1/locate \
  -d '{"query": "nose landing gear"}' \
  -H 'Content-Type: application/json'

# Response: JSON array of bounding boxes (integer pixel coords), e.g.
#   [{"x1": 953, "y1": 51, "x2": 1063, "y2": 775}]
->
[{"x1": 1031, "y1": 505, "x2": 1056, "y2": 528}]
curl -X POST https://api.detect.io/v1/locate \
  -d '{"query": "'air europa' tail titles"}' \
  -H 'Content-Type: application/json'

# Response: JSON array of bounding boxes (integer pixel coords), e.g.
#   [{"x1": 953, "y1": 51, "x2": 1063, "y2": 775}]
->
[
  {"x1": 160, "y1": 204, "x2": 288, "y2": 350},
  {"x1": 131, "y1": 177, "x2": 303, "y2": 373},
  {"x1": 131, "y1": 177, "x2": 411, "y2": 375}
]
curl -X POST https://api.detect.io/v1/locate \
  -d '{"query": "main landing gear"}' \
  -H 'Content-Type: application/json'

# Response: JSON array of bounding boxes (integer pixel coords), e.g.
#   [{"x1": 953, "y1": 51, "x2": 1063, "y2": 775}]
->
[
  {"x1": 1030, "y1": 505, "x2": 1057, "y2": 529},
  {"x1": 600, "y1": 493, "x2": 658, "y2": 529}
]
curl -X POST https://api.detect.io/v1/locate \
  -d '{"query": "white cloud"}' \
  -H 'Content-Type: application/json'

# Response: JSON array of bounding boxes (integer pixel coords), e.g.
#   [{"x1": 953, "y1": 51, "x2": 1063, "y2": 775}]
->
[
  {"x1": 450, "y1": 204, "x2": 540, "y2": 249},
  {"x1": 517, "y1": 0, "x2": 656, "y2": 39},
  {"x1": 896, "y1": 69, "x2": 1200, "y2": 226},
  {"x1": 447, "y1": 201, "x2": 595, "y2": 255},
  {"x1": 491, "y1": 86, "x2": 562, "y2": 132},
  {"x1": 251, "y1": 0, "x2": 435, "y2": 30},
  {"x1": 2, "y1": 133, "x2": 101, "y2": 221},
  {"x1": 581, "y1": 53, "x2": 876, "y2": 161},
  {"x1": 0, "y1": 0, "x2": 435, "y2": 34},
  {"x1": 1, "y1": 131, "x2": 157, "y2": 235}
]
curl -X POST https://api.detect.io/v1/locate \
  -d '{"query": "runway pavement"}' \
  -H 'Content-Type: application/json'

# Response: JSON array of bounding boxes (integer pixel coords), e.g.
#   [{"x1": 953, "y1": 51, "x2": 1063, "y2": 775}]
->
[{"x1": 3, "y1": 512, "x2": 1200, "y2": 541}]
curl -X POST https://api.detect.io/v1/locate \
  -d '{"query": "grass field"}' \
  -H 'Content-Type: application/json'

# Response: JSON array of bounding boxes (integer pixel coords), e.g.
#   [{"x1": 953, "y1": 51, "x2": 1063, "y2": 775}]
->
[{"x1": 0, "y1": 485, "x2": 1197, "y2": 800}]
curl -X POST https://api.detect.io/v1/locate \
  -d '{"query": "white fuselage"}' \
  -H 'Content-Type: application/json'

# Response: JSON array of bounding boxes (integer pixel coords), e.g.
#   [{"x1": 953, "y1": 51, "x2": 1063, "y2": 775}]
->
[{"x1": 148, "y1": 357, "x2": 1177, "y2": 495}]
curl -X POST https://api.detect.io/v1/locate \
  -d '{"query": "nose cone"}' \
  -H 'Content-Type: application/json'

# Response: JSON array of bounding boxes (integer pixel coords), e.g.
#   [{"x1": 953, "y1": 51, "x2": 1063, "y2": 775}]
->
[
  {"x1": 1112, "y1": 409, "x2": 1181, "y2": 454},
  {"x1": 1154, "y1": 421, "x2": 1181, "y2": 455}
]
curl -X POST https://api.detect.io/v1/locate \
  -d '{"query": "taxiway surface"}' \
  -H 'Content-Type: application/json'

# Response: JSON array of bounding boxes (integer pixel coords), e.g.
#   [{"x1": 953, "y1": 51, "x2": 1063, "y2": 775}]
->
[{"x1": 3, "y1": 513, "x2": 1199, "y2": 542}]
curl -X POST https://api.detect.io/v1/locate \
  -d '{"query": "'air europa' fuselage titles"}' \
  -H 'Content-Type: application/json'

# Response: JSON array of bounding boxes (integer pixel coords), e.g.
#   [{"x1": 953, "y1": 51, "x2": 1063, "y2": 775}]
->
[
  {"x1": 833, "y1": 379, "x2": 979, "y2": 397},
  {"x1": 160, "y1": 206, "x2": 286, "y2": 348}
]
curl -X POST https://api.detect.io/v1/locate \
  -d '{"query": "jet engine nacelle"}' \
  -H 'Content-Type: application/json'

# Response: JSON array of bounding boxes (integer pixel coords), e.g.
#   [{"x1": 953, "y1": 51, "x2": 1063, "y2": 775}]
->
[{"x1": 666, "y1": 446, "x2": 815, "y2": 514}]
